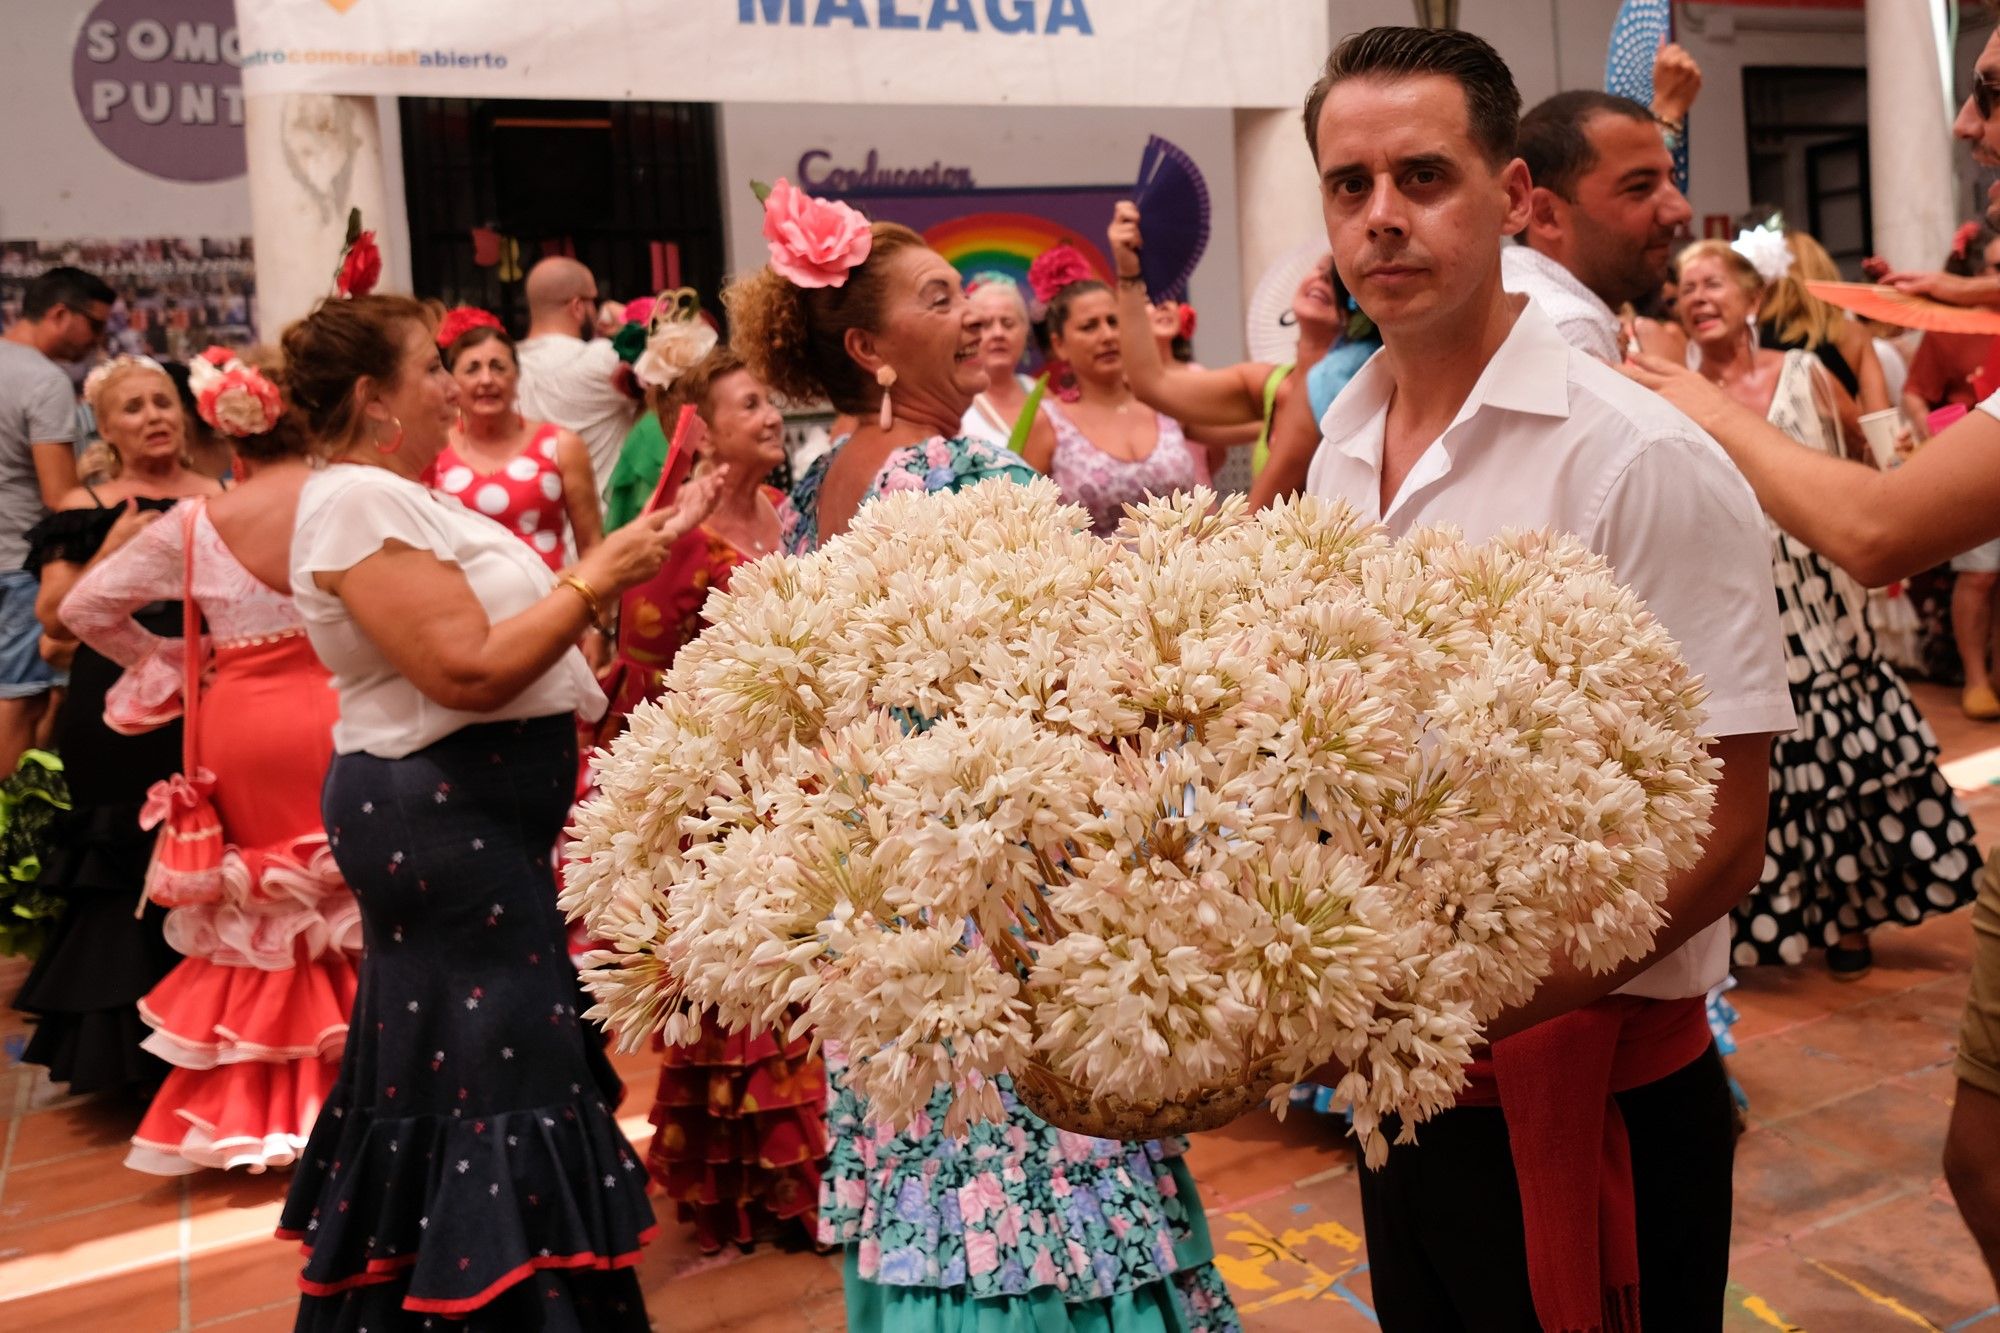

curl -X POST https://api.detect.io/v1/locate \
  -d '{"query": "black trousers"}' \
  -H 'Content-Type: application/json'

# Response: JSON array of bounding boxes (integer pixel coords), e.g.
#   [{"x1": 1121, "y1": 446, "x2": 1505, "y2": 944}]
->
[{"x1": 1356, "y1": 1043, "x2": 1735, "y2": 1332}]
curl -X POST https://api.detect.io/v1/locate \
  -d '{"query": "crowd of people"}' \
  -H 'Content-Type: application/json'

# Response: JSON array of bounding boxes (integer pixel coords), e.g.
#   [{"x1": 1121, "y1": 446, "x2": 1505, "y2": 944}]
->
[{"x1": 7, "y1": 14, "x2": 2000, "y2": 1333}]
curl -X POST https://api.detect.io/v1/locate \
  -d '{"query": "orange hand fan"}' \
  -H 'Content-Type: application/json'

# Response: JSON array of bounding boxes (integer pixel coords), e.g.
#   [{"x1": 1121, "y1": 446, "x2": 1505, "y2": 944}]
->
[{"x1": 1805, "y1": 281, "x2": 2000, "y2": 334}]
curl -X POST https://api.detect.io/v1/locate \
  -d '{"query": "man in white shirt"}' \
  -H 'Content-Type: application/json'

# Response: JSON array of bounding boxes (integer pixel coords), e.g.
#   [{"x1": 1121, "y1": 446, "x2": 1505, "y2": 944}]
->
[
  {"x1": 1502, "y1": 85, "x2": 1695, "y2": 363},
  {"x1": 1302, "y1": 27, "x2": 1792, "y2": 1330},
  {"x1": 515, "y1": 257, "x2": 639, "y2": 497}
]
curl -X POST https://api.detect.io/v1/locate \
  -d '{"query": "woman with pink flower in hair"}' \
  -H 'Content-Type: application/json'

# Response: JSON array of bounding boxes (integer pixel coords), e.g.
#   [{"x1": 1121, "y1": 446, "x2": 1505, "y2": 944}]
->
[
  {"x1": 1017, "y1": 245, "x2": 1208, "y2": 536},
  {"x1": 61, "y1": 347, "x2": 361, "y2": 1174},
  {"x1": 725, "y1": 178, "x2": 1240, "y2": 1333}
]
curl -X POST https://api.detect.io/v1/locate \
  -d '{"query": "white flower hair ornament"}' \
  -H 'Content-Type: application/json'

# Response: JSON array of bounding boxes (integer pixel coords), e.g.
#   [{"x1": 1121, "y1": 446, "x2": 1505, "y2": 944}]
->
[
  {"x1": 631, "y1": 288, "x2": 719, "y2": 391},
  {"x1": 185, "y1": 346, "x2": 283, "y2": 438},
  {"x1": 1731, "y1": 222, "x2": 1794, "y2": 286},
  {"x1": 82, "y1": 354, "x2": 167, "y2": 417}
]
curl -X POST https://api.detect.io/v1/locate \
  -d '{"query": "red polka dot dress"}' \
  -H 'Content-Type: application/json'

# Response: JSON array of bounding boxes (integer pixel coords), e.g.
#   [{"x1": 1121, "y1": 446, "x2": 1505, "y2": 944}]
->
[{"x1": 433, "y1": 425, "x2": 570, "y2": 570}]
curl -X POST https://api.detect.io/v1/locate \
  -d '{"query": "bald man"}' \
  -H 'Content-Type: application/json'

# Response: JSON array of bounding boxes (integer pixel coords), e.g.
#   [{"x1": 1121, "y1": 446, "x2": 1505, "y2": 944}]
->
[{"x1": 515, "y1": 257, "x2": 639, "y2": 495}]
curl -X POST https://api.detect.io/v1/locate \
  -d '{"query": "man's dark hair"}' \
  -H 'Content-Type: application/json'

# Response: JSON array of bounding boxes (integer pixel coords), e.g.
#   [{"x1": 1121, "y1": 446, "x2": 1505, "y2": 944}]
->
[
  {"x1": 1302, "y1": 26, "x2": 1521, "y2": 166},
  {"x1": 21, "y1": 266, "x2": 115, "y2": 322},
  {"x1": 1517, "y1": 90, "x2": 1656, "y2": 201}
]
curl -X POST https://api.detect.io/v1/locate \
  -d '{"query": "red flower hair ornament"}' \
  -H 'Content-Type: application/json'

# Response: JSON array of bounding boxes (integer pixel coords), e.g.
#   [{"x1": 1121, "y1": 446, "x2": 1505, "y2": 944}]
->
[
  {"x1": 436, "y1": 306, "x2": 504, "y2": 350},
  {"x1": 333, "y1": 208, "x2": 382, "y2": 298},
  {"x1": 1027, "y1": 245, "x2": 1098, "y2": 307}
]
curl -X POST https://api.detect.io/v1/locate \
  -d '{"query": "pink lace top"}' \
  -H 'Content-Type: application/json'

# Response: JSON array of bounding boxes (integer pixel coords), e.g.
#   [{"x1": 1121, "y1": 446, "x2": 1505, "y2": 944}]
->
[
  {"x1": 1042, "y1": 400, "x2": 1205, "y2": 537},
  {"x1": 61, "y1": 499, "x2": 304, "y2": 733}
]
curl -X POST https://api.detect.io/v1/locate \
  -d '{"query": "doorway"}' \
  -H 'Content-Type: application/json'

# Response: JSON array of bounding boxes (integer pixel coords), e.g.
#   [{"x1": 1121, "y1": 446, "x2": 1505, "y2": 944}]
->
[
  {"x1": 1743, "y1": 66, "x2": 1871, "y2": 276},
  {"x1": 398, "y1": 98, "x2": 727, "y2": 330}
]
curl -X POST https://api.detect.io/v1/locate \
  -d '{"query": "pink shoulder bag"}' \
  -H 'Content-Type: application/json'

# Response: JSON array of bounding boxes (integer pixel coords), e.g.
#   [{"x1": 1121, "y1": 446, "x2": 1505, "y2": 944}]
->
[{"x1": 137, "y1": 502, "x2": 225, "y2": 912}]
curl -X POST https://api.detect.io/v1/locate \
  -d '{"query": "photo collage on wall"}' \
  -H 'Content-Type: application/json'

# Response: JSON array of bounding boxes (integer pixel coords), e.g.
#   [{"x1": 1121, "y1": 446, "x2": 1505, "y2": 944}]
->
[{"x1": 0, "y1": 237, "x2": 256, "y2": 363}]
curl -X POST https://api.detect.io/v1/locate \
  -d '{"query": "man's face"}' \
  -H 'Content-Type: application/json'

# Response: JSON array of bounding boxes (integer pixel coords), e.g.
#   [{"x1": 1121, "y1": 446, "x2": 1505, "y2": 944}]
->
[
  {"x1": 49, "y1": 300, "x2": 110, "y2": 361},
  {"x1": 571, "y1": 283, "x2": 601, "y2": 340},
  {"x1": 1545, "y1": 112, "x2": 1692, "y2": 308},
  {"x1": 1955, "y1": 31, "x2": 2000, "y2": 228},
  {"x1": 1314, "y1": 74, "x2": 1530, "y2": 340}
]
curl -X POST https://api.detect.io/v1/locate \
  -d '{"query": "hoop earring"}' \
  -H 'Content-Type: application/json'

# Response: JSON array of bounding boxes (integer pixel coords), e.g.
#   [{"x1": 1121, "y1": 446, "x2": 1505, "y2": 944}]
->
[
  {"x1": 373, "y1": 415, "x2": 405, "y2": 454},
  {"x1": 876, "y1": 365, "x2": 898, "y2": 431}
]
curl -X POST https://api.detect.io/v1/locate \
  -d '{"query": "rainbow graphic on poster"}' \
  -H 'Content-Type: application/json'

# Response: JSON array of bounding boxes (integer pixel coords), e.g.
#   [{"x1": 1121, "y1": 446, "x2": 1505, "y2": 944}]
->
[{"x1": 923, "y1": 212, "x2": 1114, "y2": 294}]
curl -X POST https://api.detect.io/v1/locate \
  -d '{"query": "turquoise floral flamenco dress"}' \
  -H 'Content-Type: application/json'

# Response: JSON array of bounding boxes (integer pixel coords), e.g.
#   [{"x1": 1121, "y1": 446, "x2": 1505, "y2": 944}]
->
[{"x1": 789, "y1": 433, "x2": 1241, "y2": 1333}]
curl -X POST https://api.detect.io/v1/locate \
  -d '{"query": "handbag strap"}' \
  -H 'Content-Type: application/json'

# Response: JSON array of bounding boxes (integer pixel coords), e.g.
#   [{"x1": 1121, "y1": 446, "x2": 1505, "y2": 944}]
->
[
  {"x1": 1007, "y1": 374, "x2": 1050, "y2": 455},
  {"x1": 1251, "y1": 362, "x2": 1297, "y2": 479},
  {"x1": 178, "y1": 501, "x2": 202, "y2": 773}
]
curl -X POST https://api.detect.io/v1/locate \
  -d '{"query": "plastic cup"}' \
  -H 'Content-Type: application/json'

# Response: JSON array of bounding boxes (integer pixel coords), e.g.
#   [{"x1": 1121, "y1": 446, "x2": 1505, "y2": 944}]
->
[{"x1": 1859, "y1": 409, "x2": 1903, "y2": 468}]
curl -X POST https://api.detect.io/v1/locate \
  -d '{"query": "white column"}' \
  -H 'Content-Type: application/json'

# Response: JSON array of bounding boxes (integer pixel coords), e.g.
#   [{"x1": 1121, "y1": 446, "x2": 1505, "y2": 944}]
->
[
  {"x1": 1866, "y1": 0, "x2": 1958, "y2": 270},
  {"x1": 244, "y1": 93, "x2": 402, "y2": 337},
  {"x1": 1232, "y1": 107, "x2": 1326, "y2": 320}
]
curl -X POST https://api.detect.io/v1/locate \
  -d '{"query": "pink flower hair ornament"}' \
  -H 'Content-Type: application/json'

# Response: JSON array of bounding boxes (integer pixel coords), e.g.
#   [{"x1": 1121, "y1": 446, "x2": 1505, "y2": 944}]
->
[
  {"x1": 186, "y1": 347, "x2": 283, "y2": 438},
  {"x1": 756, "y1": 177, "x2": 872, "y2": 289}
]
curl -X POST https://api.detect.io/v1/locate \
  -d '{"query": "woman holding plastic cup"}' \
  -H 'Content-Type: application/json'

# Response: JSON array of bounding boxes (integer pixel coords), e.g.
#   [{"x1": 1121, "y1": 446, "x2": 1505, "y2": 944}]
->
[{"x1": 1671, "y1": 237, "x2": 1980, "y2": 981}]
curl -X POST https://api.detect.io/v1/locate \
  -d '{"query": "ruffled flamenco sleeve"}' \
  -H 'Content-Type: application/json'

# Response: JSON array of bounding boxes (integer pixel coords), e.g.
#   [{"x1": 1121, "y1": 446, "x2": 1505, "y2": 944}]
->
[{"x1": 59, "y1": 503, "x2": 202, "y2": 734}]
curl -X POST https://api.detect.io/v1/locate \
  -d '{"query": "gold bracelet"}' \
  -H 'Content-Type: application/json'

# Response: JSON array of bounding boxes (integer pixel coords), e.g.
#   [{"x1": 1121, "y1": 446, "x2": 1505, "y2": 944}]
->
[{"x1": 558, "y1": 574, "x2": 610, "y2": 635}]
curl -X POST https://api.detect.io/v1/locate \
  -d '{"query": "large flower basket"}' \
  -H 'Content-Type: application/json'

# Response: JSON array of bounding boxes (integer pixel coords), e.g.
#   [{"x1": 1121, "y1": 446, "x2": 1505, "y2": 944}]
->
[{"x1": 563, "y1": 481, "x2": 1718, "y2": 1159}]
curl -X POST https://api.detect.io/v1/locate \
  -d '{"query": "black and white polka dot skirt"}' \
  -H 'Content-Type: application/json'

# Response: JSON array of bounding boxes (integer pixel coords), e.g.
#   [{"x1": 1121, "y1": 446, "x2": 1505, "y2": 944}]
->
[{"x1": 1733, "y1": 574, "x2": 1983, "y2": 966}]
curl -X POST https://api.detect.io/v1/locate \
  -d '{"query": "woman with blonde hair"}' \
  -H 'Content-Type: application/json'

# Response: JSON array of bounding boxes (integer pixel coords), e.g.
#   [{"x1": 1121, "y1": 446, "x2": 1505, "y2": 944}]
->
[
  {"x1": 13, "y1": 356, "x2": 220, "y2": 1096},
  {"x1": 1760, "y1": 229, "x2": 1892, "y2": 413},
  {"x1": 1678, "y1": 237, "x2": 1979, "y2": 979}
]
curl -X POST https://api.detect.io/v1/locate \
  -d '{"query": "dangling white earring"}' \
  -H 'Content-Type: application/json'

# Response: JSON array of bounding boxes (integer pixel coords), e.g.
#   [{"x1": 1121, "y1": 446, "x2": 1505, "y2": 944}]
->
[{"x1": 876, "y1": 365, "x2": 897, "y2": 431}]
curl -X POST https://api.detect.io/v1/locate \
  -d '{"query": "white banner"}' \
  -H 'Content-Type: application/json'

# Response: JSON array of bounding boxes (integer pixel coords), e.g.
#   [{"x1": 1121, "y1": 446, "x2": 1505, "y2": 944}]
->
[{"x1": 233, "y1": 0, "x2": 1327, "y2": 109}]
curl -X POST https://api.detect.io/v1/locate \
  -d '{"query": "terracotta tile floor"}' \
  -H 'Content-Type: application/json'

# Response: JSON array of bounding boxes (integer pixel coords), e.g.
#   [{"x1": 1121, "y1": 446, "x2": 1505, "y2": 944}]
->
[{"x1": 4, "y1": 680, "x2": 2000, "y2": 1330}]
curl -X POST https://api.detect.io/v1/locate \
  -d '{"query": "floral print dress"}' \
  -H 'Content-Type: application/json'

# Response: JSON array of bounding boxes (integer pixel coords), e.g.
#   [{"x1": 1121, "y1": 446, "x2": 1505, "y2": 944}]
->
[{"x1": 789, "y1": 432, "x2": 1241, "y2": 1333}]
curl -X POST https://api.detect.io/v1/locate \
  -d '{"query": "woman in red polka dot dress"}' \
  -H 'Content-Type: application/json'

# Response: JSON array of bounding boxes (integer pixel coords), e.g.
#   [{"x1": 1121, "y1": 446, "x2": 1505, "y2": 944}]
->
[{"x1": 433, "y1": 310, "x2": 605, "y2": 575}]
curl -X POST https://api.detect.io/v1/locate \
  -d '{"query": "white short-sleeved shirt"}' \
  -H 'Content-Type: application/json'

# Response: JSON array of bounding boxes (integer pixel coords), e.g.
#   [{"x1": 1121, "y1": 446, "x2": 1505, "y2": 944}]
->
[
  {"x1": 291, "y1": 465, "x2": 607, "y2": 759},
  {"x1": 516, "y1": 334, "x2": 640, "y2": 498},
  {"x1": 1501, "y1": 243, "x2": 1623, "y2": 366},
  {"x1": 1306, "y1": 299, "x2": 1796, "y2": 1000}
]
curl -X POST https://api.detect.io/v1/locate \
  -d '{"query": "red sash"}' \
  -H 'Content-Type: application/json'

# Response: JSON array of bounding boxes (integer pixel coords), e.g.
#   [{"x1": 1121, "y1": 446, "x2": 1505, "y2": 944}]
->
[{"x1": 1457, "y1": 995, "x2": 1713, "y2": 1333}]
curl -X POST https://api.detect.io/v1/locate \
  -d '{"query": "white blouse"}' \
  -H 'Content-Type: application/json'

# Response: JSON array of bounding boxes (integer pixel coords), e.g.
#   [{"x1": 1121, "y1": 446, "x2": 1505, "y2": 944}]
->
[
  {"x1": 959, "y1": 373, "x2": 1036, "y2": 451},
  {"x1": 291, "y1": 465, "x2": 606, "y2": 759}
]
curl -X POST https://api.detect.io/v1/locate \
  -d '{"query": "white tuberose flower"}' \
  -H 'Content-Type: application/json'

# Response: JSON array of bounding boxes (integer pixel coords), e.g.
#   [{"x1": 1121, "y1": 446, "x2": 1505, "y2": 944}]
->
[{"x1": 566, "y1": 480, "x2": 1718, "y2": 1161}]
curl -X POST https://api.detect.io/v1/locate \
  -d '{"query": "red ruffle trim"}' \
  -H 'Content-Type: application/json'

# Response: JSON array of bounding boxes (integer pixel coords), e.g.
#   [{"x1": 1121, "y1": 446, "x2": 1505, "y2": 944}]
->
[
  {"x1": 281, "y1": 1224, "x2": 661, "y2": 1315},
  {"x1": 138, "y1": 943, "x2": 357, "y2": 1067},
  {"x1": 646, "y1": 1015, "x2": 826, "y2": 1253},
  {"x1": 128, "y1": 1054, "x2": 339, "y2": 1174}
]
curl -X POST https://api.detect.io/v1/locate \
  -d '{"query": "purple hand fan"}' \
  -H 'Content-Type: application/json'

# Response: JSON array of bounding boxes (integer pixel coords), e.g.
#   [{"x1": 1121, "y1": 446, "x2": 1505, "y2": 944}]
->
[{"x1": 1132, "y1": 135, "x2": 1211, "y2": 304}]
